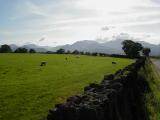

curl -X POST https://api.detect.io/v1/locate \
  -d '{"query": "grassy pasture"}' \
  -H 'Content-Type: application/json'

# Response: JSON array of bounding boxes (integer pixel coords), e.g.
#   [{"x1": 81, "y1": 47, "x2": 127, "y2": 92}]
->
[{"x1": 0, "y1": 54, "x2": 134, "y2": 120}]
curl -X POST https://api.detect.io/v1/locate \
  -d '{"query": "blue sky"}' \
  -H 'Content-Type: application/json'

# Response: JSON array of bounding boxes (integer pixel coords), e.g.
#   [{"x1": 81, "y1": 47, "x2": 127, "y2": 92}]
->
[{"x1": 0, "y1": 0, "x2": 160, "y2": 46}]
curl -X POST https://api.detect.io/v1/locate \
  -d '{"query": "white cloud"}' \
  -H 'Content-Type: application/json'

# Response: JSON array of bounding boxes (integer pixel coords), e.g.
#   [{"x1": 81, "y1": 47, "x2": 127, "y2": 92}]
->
[{"x1": 1, "y1": 0, "x2": 160, "y2": 45}]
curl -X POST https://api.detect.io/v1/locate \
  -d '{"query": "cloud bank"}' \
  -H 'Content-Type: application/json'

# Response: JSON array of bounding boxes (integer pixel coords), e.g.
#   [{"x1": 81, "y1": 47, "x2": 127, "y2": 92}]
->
[{"x1": 0, "y1": 0, "x2": 160, "y2": 46}]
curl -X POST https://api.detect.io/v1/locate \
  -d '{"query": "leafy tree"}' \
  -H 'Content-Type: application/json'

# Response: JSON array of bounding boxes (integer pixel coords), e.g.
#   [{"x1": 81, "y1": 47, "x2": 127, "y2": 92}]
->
[
  {"x1": 92, "y1": 52, "x2": 98, "y2": 56},
  {"x1": 15, "y1": 48, "x2": 28, "y2": 53},
  {"x1": 0, "y1": 44, "x2": 12, "y2": 53},
  {"x1": 56, "y1": 48, "x2": 65, "y2": 54},
  {"x1": 46, "y1": 51, "x2": 54, "y2": 54},
  {"x1": 99, "y1": 53, "x2": 106, "y2": 57},
  {"x1": 122, "y1": 40, "x2": 143, "y2": 58},
  {"x1": 66, "y1": 50, "x2": 71, "y2": 54},
  {"x1": 80, "y1": 51, "x2": 84, "y2": 55},
  {"x1": 142, "y1": 48, "x2": 151, "y2": 57},
  {"x1": 29, "y1": 49, "x2": 36, "y2": 53},
  {"x1": 85, "y1": 52, "x2": 91, "y2": 55},
  {"x1": 72, "y1": 50, "x2": 79, "y2": 54}
]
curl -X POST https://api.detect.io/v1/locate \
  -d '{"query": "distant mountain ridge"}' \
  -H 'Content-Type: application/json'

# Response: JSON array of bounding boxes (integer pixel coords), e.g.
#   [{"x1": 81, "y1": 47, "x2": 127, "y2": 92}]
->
[
  {"x1": 57, "y1": 40, "x2": 160, "y2": 56},
  {"x1": 9, "y1": 44, "x2": 48, "y2": 52},
  {"x1": 1, "y1": 40, "x2": 160, "y2": 56}
]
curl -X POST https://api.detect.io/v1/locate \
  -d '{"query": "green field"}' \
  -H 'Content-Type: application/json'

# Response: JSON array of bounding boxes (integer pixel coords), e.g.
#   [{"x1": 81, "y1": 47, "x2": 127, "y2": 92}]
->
[{"x1": 0, "y1": 54, "x2": 134, "y2": 120}]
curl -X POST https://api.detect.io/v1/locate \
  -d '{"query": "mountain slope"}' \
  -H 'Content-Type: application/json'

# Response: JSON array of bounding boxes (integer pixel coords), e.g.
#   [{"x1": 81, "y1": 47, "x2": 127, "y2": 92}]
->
[
  {"x1": 2, "y1": 39, "x2": 160, "y2": 56},
  {"x1": 22, "y1": 44, "x2": 47, "y2": 52},
  {"x1": 58, "y1": 40, "x2": 160, "y2": 56},
  {"x1": 7, "y1": 44, "x2": 48, "y2": 52}
]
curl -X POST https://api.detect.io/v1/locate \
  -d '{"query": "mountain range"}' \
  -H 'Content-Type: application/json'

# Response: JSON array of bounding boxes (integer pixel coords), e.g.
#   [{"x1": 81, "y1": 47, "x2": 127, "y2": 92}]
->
[{"x1": 6, "y1": 39, "x2": 160, "y2": 56}]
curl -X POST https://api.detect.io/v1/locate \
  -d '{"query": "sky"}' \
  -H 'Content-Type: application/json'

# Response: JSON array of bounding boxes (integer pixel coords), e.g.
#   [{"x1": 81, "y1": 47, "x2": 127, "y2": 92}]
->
[{"x1": 0, "y1": 0, "x2": 160, "y2": 46}]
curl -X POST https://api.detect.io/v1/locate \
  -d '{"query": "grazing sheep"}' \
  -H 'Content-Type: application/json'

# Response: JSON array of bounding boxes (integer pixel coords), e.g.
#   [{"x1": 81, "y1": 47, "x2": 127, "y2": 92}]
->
[
  {"x1": 112, "y1": 62, "x2": 117, "y2": 64},
  {"x1": 40, "y1": 61, "x2": 47, "y2": 66}
]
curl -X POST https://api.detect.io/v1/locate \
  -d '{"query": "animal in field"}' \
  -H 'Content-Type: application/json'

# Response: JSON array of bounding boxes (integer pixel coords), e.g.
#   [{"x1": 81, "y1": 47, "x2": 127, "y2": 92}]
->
[
  {"x1": 40, "y1": 61, "x2": 47, "y2": 66},
  {"x1": 112, "y1": 62, "x2": 117, "y2": 64}
]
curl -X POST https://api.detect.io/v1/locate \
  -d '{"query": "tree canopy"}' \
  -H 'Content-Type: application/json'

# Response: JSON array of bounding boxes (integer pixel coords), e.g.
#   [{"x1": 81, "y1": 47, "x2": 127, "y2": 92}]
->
[
  {"x1": 15, "y1": 48, "x2": 28, "y2": 53},
  {"x1": 72, "y1": 50, "x2": 80, "y2": 54},
  {"x1": 0, "y1": 44, "x2": 12, "y2": 53},
  {"x1": 29, "y1": 49, "x2": 36, "y2": 53},
  {"x1": 122, "y1": 40, "x2": 143, "y2": 58},
  {"x1": 142, "y1": 48, "x2": 151, "y2": 57},
  {"x1": 56, "y1": 48, "x2": 65, "y2": 54}
]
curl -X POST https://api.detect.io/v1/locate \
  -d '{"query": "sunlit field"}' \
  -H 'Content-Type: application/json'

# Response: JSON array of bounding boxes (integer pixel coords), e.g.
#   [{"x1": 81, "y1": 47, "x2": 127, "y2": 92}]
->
[{"x1": 0, "y1": 54, "x2": 134, "y2": 120}]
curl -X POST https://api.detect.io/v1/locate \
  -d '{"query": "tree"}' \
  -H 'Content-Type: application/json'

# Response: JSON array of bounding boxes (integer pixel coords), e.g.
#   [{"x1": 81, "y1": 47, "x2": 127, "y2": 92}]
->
[
  {"x1": 80, "y1": 51, "x2": 84, "y2": 55},
  {"x1": 0, "y1": 44, "x2": 12, "y2": 53},
  {"x1": 92, "y1": 52, "x2": 98, "y2": 56},
  {"x1": 29, "y1": 49, "x2": 36, "y2": 53},
  {"x1": 122, "y1": 40, "x2": 143, "y2": 58},
  {"x1": 56, "y1": 48, "x2": 65, "y2": 54},
  {"x1": 85, "y1": 52, "x2": 91, "y2": 55},
  {"x1": 15, "y1": 48, "x2": 28, "y2": 53},
  {"x1": 66, "y1": 50, "x2": 71, "y2": 54},
  {"x1": 143, "y1": 48, "x2": 151, "y2": 57},
  {"x1": 46, "y1": 51, "x2": 54, "y2": 54},
  {"x1": 72, "y1": 50, "x2": 79, "y2": 54},
  {"x1": 99, "y1": 53, "x2": 106, "y2": 57}
]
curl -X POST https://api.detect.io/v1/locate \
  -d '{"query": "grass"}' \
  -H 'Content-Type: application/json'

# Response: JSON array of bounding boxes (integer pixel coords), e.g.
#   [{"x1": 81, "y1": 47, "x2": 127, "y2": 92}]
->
[
  {"x1": 139, "y1": 59, "x2": 160, "y2": 120},
  {"x1": 0, "y1": 53, "x2": 134, "y2": 120}
]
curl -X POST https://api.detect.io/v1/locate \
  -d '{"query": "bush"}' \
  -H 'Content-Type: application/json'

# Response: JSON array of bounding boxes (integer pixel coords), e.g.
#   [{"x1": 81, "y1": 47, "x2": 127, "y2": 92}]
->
[
  {"x1": 15, "y1": 48, "x2": 28, "y2": 53},
  {"x1": 29, "y1": 49, "x2": 36, "y2": 53},
  {"x1": 56, "y1": 49, "x2": 65, "y2": 54}
]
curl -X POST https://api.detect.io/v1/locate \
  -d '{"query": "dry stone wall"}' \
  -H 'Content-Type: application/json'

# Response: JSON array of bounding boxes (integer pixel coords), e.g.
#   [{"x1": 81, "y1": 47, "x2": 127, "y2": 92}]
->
[{"x1": 47, "y1": 58, "x2": 148, "y2": 120}]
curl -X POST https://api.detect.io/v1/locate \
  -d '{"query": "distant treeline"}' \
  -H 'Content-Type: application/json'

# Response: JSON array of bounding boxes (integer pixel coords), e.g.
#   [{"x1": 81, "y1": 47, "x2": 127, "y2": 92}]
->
[
  {"x1": 0, "y1": 44, "x2": 36, "y2": 53},
  {"x1": 0, "y1": 40, "x2": 153, "y2": 58},
  {"x1": 46, "y1": 40, "x2": 152, "y2": 58},
  {"x1": 45, "y1": 49, "x2": 133, "y2": 58}
]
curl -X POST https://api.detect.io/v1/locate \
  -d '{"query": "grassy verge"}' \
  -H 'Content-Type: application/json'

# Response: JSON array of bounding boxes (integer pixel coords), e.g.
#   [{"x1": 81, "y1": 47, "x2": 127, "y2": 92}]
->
[{"x1": 139, "y1": 59, "x2": 160, "y2": 120}]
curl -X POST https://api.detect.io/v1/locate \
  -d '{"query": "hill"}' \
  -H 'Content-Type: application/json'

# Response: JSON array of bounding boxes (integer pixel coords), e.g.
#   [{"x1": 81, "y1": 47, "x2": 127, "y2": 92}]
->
[
  {"x1": 1, "y1": 40, "x2": 160, "y2": 56},
  {"x1": 9, "y1": 44, "x2": 48, "y2": 52},
  {"x1": 57, "y1": 40, "x2": 160, "y2": 56}
]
